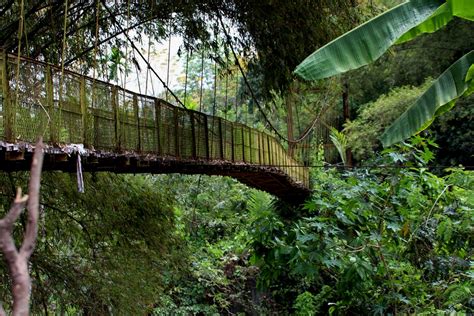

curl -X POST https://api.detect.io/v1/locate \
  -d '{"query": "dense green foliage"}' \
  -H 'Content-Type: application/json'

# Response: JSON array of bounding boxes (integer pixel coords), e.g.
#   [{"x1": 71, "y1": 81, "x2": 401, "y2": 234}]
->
[
  {"x1": 0, "y1": 172, "x2": 184, "y2": 314},
  {"x1": 248, "y1": 141, "x2": 473, "y2": 314},
  {"x1": 0, "y1": 1, "x2": 472, "y2": 314}
]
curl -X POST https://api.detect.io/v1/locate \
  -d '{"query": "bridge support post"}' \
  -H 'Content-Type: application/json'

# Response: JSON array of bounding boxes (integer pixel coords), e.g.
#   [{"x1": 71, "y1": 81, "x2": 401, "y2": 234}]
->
[
  {"x1": 45, "y1": 65, "x2": 58, "y2": 144},
  {"x1": 190, "y1": 111, "x2": 196, "y2": 159},
  {"x1": 1, "y1": 51, "x2": 13, "y2": 142},
  {"x1": 112, "y1": 86, "x2": 120, "y2": 151},
  {"x1": 80, "y1": 76, "x2": 88, "y2": 146},
  {"x1": 133, "y1": 95, "x2": 141, "y2": 152},
  {"x1": 174, "y1": 107, "x2": 180, "y2": 158},
  {"x1": 154, "y1": 99, "x2": 162, "y2": 156},
  {"x1": 203, "y1": 115, "x2": 210, "y2": 160},
  {"x1": 230, "y1": 123, "x2": 235, "y2": 162},
  {"x1": 218, "y1": 118, "x2": 224, "y2": 160},
  {"x1": 241, "y1": 126, "x2": 245, "y2": 163}
]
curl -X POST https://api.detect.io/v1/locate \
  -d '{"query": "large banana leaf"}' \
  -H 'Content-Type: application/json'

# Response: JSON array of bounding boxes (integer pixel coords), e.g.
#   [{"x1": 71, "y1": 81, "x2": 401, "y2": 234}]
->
[
  {"x1": 395, "y1": 3, "x2": 452, "y2": 44},
  {"x1": 381, "y1": 51, "x2": 474, "y2": 147},
  {"x1": 294, "y1": 0, "x2": 445, "y2": 81},
  {"x1": 449, "y1": 0, "x2": 474, "y2": 21}
]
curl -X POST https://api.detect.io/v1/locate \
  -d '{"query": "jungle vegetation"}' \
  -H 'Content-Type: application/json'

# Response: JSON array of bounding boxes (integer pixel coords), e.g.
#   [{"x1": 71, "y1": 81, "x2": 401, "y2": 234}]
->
[{"x1": 0, "y1": 0, "x2": 472, "y2": 314}]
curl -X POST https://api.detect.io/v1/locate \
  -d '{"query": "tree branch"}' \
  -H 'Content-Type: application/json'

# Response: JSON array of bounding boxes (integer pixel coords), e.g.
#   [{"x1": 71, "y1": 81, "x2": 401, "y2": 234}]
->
[{"x1": 0, "y1": 138, "x2": 44, "y2": 315}]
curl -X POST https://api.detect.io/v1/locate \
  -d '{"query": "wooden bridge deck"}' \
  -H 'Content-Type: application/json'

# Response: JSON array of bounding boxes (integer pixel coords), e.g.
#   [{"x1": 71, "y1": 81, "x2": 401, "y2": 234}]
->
[{"x1": 0, "y1": 51, "x2": 310, "y2": 203}]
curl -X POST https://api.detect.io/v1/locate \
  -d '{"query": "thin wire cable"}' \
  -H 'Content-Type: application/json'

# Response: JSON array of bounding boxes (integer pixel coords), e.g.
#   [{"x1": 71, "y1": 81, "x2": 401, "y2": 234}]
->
[
  {"x1": 199, "y1": 50, "x2": 204, "y2": 112},
  {"x1": 184, "y1": 50, "x2": 189, "y2": 105},
  {"x1": 14, "y1": 0, "x2": 25, "y2": 108},
  {"x1": 100, "y1": 0, "x2": 186, "y2": 108},
  {"x1": 224, "y1": 72, "x2": 228, "y2": 120},
  {"x1": 213, "y1": 61, "x2": 217, "y2": 116},
  {"x1": 166, "y1": 21, "x2": 171, "y2": 102},
  {"x1": 218, "y1": 14, "x2": 324, "y2": 144}
]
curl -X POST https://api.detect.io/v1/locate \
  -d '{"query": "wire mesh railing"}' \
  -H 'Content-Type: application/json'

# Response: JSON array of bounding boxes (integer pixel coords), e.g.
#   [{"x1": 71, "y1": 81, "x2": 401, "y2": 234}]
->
[{"x1": 0, "y1": 50, "x2": 309, "y2": 188}]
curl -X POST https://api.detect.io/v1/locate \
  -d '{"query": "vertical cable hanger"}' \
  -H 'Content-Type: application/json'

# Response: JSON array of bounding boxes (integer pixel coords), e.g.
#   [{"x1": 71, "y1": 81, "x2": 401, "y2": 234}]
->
[
  {"x1": 224, "y1": 72, "x2": 228, "y2": 120},
  {"x1": 213, "y1": 60, "x2": 217, "y2": 116},
  {"x1": 234, "y1": 72, "x2": 239, "y2": 122},
  {"x1": 165, "y1": 21, "x2": 172, "y2": 102},
  {"x1": 183, "y1": 49, "x2": 189, "y2": 106},
  {"x1": 199, "y1": 50, "x2": 204, "y2": 112}
]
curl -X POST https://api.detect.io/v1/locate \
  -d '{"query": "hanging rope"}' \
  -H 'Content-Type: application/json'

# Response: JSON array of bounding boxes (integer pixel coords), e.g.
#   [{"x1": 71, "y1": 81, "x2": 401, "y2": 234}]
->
[
  {"x1": 166, "y1": 21, "x2": 172, "y2": 102},
  {"x1": 213, "y1": 61, "x2": 217, "y2": 116},
  {"x1": 217, "y1": 13, "x2": 323, "y2": 144},
  {"x1": 184, "y1": 50, "x2": 189, "y2": 106},
  {"x1": 14, "y1": 0, "x2": 25, "y2": 108},
  {"x1": 234, "y1": 72, "x2": 239, "y2": 121},
  {"x1": 100, "y1": 0, "x2": 186, "y2": 108},
  {"x1": 91, "y1": 0, "x2": 101, "y2": 107},
  {"x1": 199, "y1": 50, "x2": 204, "y2": 112},
  {"x1": 224, "y1": 72, "x2": 228, "y2": 120}
]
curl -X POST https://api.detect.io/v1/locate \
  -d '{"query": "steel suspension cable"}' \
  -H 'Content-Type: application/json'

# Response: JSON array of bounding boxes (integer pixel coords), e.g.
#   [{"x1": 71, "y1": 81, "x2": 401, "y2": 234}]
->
[
  {"x1": 213, "y1": 61, "x2": 217, "y2": 116},
  {"x1": 184, "y1": 50, "x2": 189, "y2": 105},
  {"x1": 166, "y1": 21, "x2": 171, "y2": 102},
  {"x1": 100, "y1": 0, "x2": 186, "y2": 108},
  {"x1": 199, "y1": 50, "x2": 204, "y2": 112},
  {"x1": 217, "y1": 13, "x2": 327, "y2": 144}
]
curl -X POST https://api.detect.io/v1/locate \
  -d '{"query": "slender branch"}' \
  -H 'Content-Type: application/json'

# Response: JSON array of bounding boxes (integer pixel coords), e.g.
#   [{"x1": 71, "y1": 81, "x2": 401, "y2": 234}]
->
[{"x1": 0, "y1": 138, "x2": 44, "y2": 315}]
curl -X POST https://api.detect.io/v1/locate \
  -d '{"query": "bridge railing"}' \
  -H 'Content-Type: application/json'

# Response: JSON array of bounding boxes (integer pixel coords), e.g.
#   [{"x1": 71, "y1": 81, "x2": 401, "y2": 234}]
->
[{"x1": 0, "y1": 51, "x2": 309, "y2": 187}]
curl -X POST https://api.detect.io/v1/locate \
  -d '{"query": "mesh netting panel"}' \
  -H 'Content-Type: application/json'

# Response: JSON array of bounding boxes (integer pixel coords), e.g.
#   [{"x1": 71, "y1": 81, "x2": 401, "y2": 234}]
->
[
  {"x1": 159, "y1": 103, "x2": 176, "y2": 156},
  {"x1": 251, "y1": 130, "x2": 260, "y2": 164},
  {"x1": 51, "y1": 69, "x2": 82, "y2": 143},
  {"x1": 177, "y1": 109, "x2": 193, "y2": 159},
  {"x1": 118, "y1": 91, "x2": 138, "y2": 151},
  {"x1": 222, "y1": 120, "x2": 233, "y2": 161},
  {"x1": 8, "y1": 59, "x2": 49, "y2": 142},
  {"x1": 194, "y1": 113, "x2": 208, "y2": 158},
  {"x1": 207, "y1": 116, "x2": 221, "y2": 159},
  {"x1": 242, "y1": 126, "x2": 251, "y2": 163},
  {"x1": 233, "y1": 124, "x2": 243, "y2": 162},
  {"x1": 0, "y1": 52, "x2": 309, "y2": 187},
  {"x1": 139, "y1": 96, "x2": 157, "y2": 153},
  {"x1": 92, "y1": 83, "x2": 115, "y2": 150}
]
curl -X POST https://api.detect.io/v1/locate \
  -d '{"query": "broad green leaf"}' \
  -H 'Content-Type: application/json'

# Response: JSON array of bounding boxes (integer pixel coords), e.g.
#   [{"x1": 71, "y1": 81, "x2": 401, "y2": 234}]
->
[
  {"x1": 294, "y1": 0, "x2": 445, "y2": 80},
  {"x1": 381, "y1": 51, "x2": 474, "y2": 147},
  {"x1": 449, "y1": 0, "x2": 474, "y2": 21},
  {"x1": 466, "y1": 64, "x2": 474, "y2": 82},
  {"x1": 396, "y1": 3, "x2": 453, "y2": 44}
]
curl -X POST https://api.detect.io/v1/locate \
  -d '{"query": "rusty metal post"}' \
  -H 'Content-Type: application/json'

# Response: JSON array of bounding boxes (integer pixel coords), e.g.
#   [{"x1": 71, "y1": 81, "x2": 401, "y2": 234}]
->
[
  {"x1": 174, "y1": 107, "x2": 180, "y2": 158},
  {"x1": 203, "y1": 115, "x2": 210, "y2": 160},
  {"x1": 133, "y1": 95, "x2": 141, "y2": 152},
  {"x1": 218, "y1": 117, "x2": 224, "y2": 160},
  {"x1": 112, "y1": 86, "x2": 120, "y2": 150},
  {"x1": 1, "y1": 51, "x2": 12, "y2": 141},
  {"x1": 154, "y1": 99, "x2": 162, "y2": 155},
  {"x1": 190, "y1": 111, "x2": 196, "y2": 158},
  {"x1": 80, "y1": 76, "x2": 87, "y2": 145}
]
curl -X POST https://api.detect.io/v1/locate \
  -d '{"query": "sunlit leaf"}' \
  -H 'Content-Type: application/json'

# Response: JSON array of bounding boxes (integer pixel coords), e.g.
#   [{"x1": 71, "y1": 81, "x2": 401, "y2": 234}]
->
[
  {"x1": 294, "y1": 0, "x2": 444, "y2": 80},
  {"x1": 449, "y1": 0, "x2": 474, "y2": 21},
  {"x1": 396, "y1": 3, "x2": 453, "y2": 44},
  {"x1": 381, "y1": 51, "x2": 474, "y2": 147}
]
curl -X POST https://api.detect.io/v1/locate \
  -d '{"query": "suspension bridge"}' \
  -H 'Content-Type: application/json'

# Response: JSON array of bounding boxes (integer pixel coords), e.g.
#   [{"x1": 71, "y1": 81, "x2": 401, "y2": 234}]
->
[{"x1": 0, "y1": 51, "x2": 310, "y2": 203}]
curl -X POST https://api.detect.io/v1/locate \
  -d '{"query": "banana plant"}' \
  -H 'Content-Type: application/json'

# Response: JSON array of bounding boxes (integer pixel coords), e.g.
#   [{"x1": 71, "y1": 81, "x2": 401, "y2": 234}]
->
[{"x1": 294, "y1": 0, "x2": 474, "y2": 147}]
